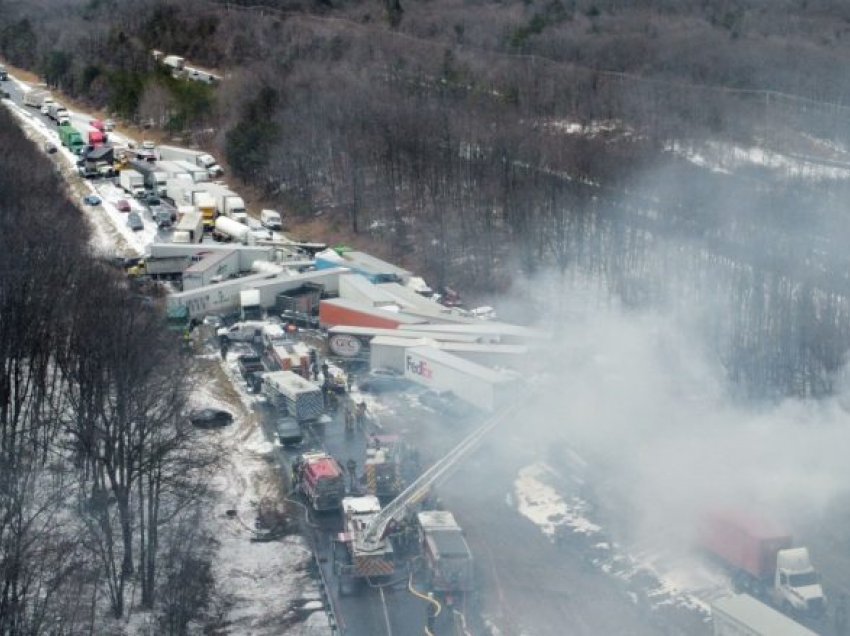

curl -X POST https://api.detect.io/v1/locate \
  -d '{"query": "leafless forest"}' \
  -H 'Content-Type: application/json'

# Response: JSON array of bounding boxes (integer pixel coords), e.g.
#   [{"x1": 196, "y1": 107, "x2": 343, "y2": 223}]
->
[{"x1": 0, "y1": 106, "x2": 216, "y2": 633}]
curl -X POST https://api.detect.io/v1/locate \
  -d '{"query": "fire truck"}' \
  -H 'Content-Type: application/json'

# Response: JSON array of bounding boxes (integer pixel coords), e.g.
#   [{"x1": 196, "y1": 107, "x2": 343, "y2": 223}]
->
[
  {"x1": 333, "y1": 495, "x2": 396, "y2": 594},
  {"x1": 364, "y1": 434, "x2": 418, "y2": 501},
  {"x1": 293, "y1": 451, "x2": 344, "y2": 512},
  {"x1": 417, "y1": 510, "x2": 474, "y2": 603}
]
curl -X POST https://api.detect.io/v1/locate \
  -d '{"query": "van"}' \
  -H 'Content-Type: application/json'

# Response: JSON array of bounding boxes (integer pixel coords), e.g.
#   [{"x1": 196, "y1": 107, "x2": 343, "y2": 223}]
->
[
  {"x1": 216, "y1": 321, "x2": 267, "y2": 343},
  {"x1": 261, "y1": 209, "x2": 282, "y2": 230}
]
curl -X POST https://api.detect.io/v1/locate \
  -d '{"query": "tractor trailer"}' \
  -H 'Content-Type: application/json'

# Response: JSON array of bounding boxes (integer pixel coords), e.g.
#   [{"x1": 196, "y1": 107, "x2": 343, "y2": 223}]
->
[
  {"x1": 699, "y1": 511, "x2": 826, "y2": 617},
  {"x1": 59, "y1": 125, "x2": 85, "y2": 154},
  {"x1": 213, "y1": 216, "x2": 252, "y2": 244},
  {"x1": 711, "y1": 594, "x2": 817, "y2": 636},
  {"x1": 23, "y1": 89, "x2": 49, "y2": 109},
  {"x1": 261, "y1": 370, "x2": 323, "y2": 423},
  {"x1": 200, "y1": 182, "x2": 248, "y2": 223},
  {"x1": 157, "y1": 145, "x2": 223, "y2": 177},
  {"x1": 119, "y1": 169, "x2": 145, "y2": 198}
]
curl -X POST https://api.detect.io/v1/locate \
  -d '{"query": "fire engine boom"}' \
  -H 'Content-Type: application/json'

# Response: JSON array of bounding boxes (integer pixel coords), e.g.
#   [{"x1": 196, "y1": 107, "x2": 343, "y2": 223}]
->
[{"x1": 360, "y1": 396, "x2": 526, "y2": 550}]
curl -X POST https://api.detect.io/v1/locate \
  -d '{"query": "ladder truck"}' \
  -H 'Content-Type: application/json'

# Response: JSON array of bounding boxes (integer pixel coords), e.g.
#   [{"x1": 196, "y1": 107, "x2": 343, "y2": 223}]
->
[{"x1": 332, "y1": 396, "x2": 525, "y2": 595}]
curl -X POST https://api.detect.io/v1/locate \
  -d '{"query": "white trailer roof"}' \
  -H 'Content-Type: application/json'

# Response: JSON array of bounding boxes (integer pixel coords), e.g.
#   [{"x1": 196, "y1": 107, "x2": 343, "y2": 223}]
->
[
  {"x1": 417, "y1": 510, "x2": 460, "y2": 530},
  {"x1": 327, "y1": 326, "x2": 481, "y2": 343},
  {"x1": 711, "y1": 594, "x2": 817, "y2": 635},
  {"x1": 407, "y1": 346, "x2": 512, "y2": 384},
  {"x1": 342, "y1": 495, "x2": 382, "y2": 515},
  {"x1": 399, "y1": 322, "x2": 550, "y2": 340},
  {"x1": 263, "y1": 370, "x2": 320, "y2": 396},
  {"x1": 183, "y1": 249, "x2": 236, "y2": 274},
  {"x1": 340, "y1": 274, "x2": 399, "y2": 307},
  {"x1": 341, "y1": 251, "x2": 412, "y2": 280}
]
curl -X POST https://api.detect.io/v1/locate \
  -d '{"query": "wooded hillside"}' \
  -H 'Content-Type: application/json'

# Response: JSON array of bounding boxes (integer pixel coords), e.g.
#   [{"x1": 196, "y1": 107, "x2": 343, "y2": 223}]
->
[{"x1": 4, "y1": 0, "x2": 850, "y2": 397}]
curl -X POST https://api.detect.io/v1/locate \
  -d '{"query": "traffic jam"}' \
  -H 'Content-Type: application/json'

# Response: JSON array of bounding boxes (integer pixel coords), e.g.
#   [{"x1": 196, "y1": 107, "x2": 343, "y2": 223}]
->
[{"x1": 0, "y1": 57, "x2": 840, "y2": 636}]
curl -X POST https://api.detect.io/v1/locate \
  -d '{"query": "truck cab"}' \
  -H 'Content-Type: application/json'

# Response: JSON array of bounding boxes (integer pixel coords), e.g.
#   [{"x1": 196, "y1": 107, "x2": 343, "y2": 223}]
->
[{"x1": 774, "y1": 548, "x2": 826, "y2": 616}]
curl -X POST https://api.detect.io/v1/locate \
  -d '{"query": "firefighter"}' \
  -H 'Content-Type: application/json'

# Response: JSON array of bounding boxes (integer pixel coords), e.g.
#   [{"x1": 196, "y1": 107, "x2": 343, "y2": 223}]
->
[
  {"x1": 344, "y1": 408, "x2": 354, "y2": 433},
  {"x1": 346, "y1": 459, "x2": 357, "y2": 492},
  {"x1": 356, "y1": 401, "x2": 367, "y2": 429}
]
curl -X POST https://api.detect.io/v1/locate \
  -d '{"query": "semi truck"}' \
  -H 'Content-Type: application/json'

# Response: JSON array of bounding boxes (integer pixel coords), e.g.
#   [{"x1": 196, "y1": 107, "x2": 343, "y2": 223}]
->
[
  {"x1": 23, "y1": 89, "x2": 49, "y2": 109},
  {"x1": 293, "y1": 451, "x2": 345, "y2": 512},
  {"x1": 130, "y1": 161, "x2": 168, "y2": 195},
  {"x1": 46, "y1": 102, "x2": 68, "y2": 123},
  {"x1": 157, "y1": 145, "x2": 223, "y2": 177},
  {"x1": 119, "y1": 169, "x2": 145, "y2": 198},
  {"x1": 699, "y1": 511, "x2": 826, "y2": 617},
  {"x1": 711, "y1": 594, "x2": 818, "y2": 636},
  {"x1": 417, "y1": 510, "x2": 474, "y2": 603},
  {"x1": 189, "y1": 190, "x2": 217, "y2": 229},
  {"x1": 172, "y1": 160, "x2": 209, "y2": 183},
  {"x1": 58, "y1": 125, "x2": 85, "y2": 154},
  {"x1": 200, "y1": 182, "x2": 248, "y2": 223},
  {"x1": 171, "y1": 209, "x2": 204, "y2": 244},
  {"x1": 261, "y1": 370, "x2": 323, "y2": 423},
  {"x1": 213, "y1": 216, "x2": 252, "y2": 244},
  {"x1": 240, "y1": 289, "x2": 262, "y2": 321},
  {"x1": 87, "y1": 130, "x2": 106, "y2": 148}
]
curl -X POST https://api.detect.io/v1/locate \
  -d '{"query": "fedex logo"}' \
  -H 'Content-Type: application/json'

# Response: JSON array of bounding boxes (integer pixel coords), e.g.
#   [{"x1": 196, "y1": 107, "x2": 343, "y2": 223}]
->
[{"x1": 406, "y1": 356, "x2": 433, "y2": 379}]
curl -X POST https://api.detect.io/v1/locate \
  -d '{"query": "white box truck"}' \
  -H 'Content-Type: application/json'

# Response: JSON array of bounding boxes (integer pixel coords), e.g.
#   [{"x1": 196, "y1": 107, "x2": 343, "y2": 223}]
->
[
  {"x1": 261, "y1": 209, "x2": 282, "y2": 230},
  {"x1": 23, "y1": 89, "x2": 49, "y2": 109},
  {"x1": 119, "y1": 169, "x2": 145, "y2": 198},
  {"x1": 172, "y1": 210, "x2": 203, "y2": 244}
]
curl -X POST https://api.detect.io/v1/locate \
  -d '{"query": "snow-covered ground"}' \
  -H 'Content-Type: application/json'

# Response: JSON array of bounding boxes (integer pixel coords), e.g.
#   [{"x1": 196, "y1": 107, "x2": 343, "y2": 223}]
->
[
  {"x1": 190, "y1": 365, "x2": 333, "y2": 635},
  {"x1": 512, "y1": 460, "x2": 728, "y2": 621}
]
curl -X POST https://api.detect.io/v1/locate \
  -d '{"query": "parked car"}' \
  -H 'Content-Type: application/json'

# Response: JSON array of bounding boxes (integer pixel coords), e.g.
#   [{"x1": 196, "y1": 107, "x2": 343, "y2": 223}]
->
[
  {"x1": 43, "y1": 142, "x2": 57, "y2": 154},
  {"x1": 189, "y1": 408, "x2": 233, "y2": 428},
  {"x1": 83, "y1": 194, "x2": 102, "y2": 206},
  {"x1": 104, "y1": 118, "x2": 115, "y2": 131},
  {"x1": 275, "y1": 416, "x2": 303, "y2": 446},
  {"x1": 202, "y1": 314, "x2": 224, "y2": 329},
  {"x1": 127, "y1": 211, "x2": 143, "y2": 231},
  {"x1": 358, "y1": 368, "x2": 411, "y2": 393},
  {"x1": 116, "y1": 199, "x2": 131, "y2": 212}
]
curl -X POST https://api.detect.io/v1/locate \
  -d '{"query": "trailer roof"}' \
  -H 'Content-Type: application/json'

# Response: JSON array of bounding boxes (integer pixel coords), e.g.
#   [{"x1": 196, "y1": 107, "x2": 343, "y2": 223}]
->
[
  {"x1": 183, "y1": 249, "x2": 236, "y2": 274},
  {"x1": 711, "y1": 594, "x2": 817, "y2": 635},
  {"x1": 426, "y1": 529, "x2": 471, "y2": 558},
  {"x1": 340, "y1": 251, "x2": 412, "y2": 279},
  {"x1": 321, "y1": 298, "x2": 426, "y2": 324},
  {"x1": 399, "y1": 323, "x2": 550, "y2": 340},
  {"x1": 328, "y1": 326, "x2": 481, "y2": 343},
  {"x1": 417, "y1": 510, "x2": 460, "y2": 530},
  {"x1": 263, "y1": 370, "x2": 320, "y2": 395}
]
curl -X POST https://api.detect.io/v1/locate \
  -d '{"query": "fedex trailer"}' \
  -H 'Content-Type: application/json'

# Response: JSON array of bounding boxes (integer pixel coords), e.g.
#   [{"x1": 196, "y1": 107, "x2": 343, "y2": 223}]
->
[{"x1": 402, "y1": 346, "x2": 514, "y2": 412}]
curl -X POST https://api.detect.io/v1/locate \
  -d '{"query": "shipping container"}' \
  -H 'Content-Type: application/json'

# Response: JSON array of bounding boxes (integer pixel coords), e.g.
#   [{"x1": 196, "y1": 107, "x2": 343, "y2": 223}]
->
[
  {"x1": 699, "y1": 512, "x2": 793, "y2": 580},
  {"x1": 319, "y1": 298, "x2": 427, "y2": 330},
  {"x1": 181, "y1": 249, "x2": 240, "y2": 291},
  {"x1": 403, "y1": 346, "x2": 514, "y2": 412},
  {"x1": 711, "y1": 595, "x2": 817, "y2": 636}
]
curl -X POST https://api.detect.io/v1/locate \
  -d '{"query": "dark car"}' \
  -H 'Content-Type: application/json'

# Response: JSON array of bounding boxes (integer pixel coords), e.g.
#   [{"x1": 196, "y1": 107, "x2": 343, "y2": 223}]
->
[
  {"x1": 275, "y1": 417, "x2": 303, "y2": 446},
  {"x1": 43, "y1": 142, "x2": 58, "y2": 154},
  {"x1": 83, "y1": 194, "x2": 102, "y2": 206},
  {"x1": 116, "y1": 199, "x2": 131, "y2": 212},
  {"x1": 127, "y1": 211, "x2": 143, "y2": 231},
  {"x1": 358, "y1": 368, "x2": 411, "y2": 394},
  {"x1": 189, "y1": 408, "x2": 234, "y2": 428}
]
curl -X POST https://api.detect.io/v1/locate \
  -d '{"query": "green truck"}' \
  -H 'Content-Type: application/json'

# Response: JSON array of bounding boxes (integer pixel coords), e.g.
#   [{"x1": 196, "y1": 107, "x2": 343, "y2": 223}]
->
[{"x1": 58, "y1": 124, "x2": 84, "y2": 155}]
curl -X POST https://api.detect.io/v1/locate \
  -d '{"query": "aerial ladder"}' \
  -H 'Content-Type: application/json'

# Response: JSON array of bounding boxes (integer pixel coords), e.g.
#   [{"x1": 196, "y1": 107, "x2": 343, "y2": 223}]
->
[{"x1": 333, "y1": 396, "x2": 527, "y2": 593}]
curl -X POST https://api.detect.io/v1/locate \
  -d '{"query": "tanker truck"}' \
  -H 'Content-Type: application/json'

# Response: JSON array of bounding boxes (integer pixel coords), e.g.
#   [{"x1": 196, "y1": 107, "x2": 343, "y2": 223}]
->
[
  {"x1": 699, "y1": 511, "x2": 826, "y2": 618},
  {"x1": 213, "y1": 216, "x2": 252, "y2": 244}
]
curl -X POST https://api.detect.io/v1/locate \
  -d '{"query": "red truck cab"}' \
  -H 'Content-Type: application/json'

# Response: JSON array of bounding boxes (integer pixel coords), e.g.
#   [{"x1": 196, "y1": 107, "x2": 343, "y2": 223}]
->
[
  {"x1": 88, "y1": 130, "x2": 106, "y2": 148},
  {"x1": 296, "y1": 452, "x2": 344, "y2": 511}
]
